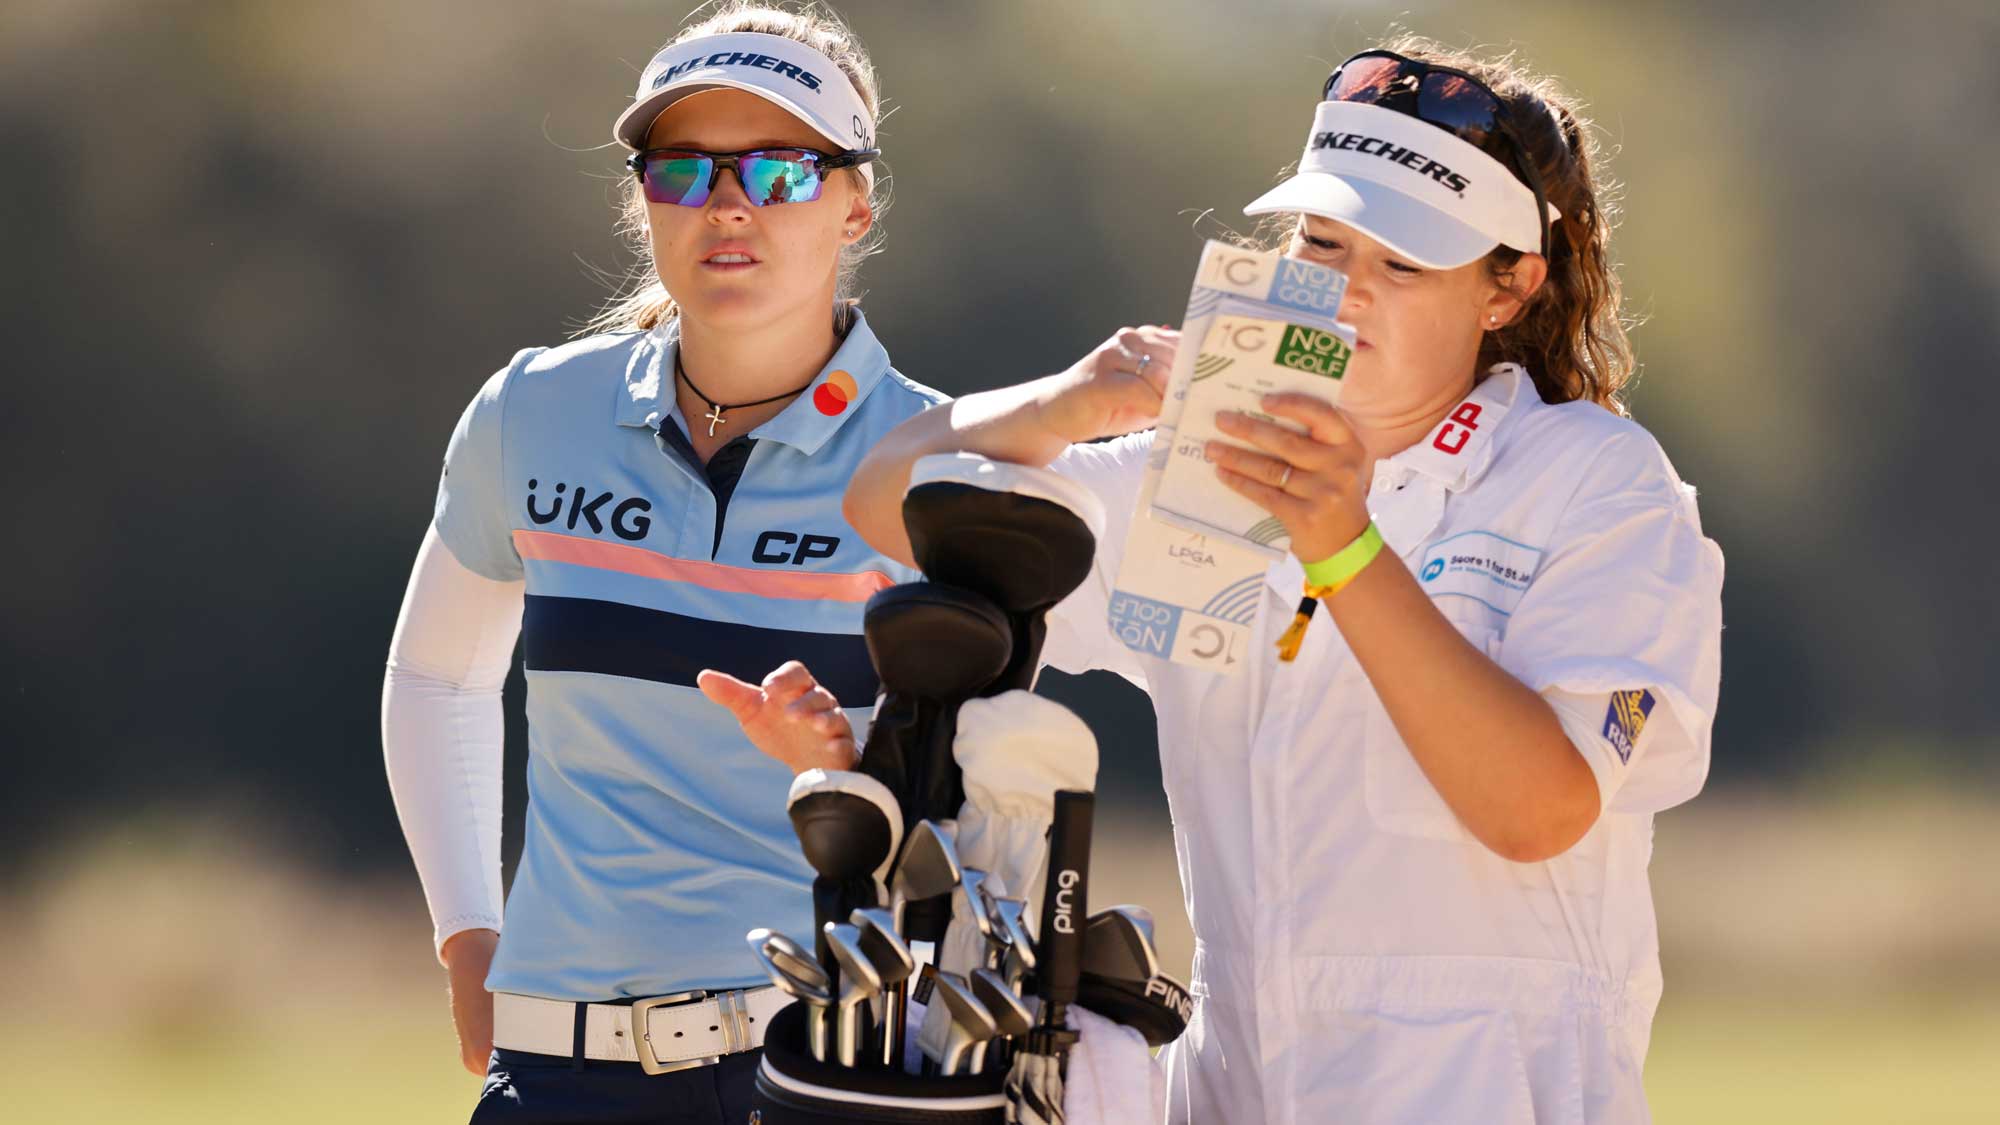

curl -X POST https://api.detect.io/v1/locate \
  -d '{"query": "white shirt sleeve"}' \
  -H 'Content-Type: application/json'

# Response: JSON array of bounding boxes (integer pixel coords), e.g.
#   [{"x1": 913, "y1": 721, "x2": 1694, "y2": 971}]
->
[
  {"x1": 1041, "y1": 432, "x2": 1155, "y2": 686},
  {"x1": 1493, "y1": 431, "x2": 1725, "y2": 815},
  {"x1": 381, "y1": 524, "x2": 523, "y2": 961},
  {"x1": 1544, "y1": 687, "x2": 1659, "y2": 814}
]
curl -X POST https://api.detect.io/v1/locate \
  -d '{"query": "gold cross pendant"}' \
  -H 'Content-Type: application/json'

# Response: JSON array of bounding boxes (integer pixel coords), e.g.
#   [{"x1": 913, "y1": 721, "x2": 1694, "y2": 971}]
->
[{"x1": 704, "y1": 403, "x2": 726, "y2": 437}]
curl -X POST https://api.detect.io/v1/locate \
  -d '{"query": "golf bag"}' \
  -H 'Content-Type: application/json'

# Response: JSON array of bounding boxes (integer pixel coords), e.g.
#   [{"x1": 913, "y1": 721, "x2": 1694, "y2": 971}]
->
[
  {"x1": 751, "y1": 455, "x2": 1183, "y2": 1124},
  {"x1": 751, "y1": 1001, "x2": 1007, "y2": 1123}
]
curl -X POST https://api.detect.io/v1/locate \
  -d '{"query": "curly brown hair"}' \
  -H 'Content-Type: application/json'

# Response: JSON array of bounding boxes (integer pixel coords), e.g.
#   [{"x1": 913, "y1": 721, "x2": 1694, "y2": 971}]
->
[{"x1": 1264, "y1": 34, "x2": 1638, "y2": 413}]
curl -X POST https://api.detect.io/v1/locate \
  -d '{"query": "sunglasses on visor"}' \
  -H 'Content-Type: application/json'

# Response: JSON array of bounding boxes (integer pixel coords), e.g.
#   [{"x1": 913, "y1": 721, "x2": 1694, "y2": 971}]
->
[
  {"x1": 625, "y1": 146, "x2": 879, "y2": 207},
  {"x1": 1324, "y1": 50, "x2": 1554, "y2": 260}
]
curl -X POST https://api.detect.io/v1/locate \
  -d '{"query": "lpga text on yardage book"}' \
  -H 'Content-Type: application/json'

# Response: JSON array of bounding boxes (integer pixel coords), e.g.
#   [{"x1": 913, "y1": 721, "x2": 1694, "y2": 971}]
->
[{"x1": 1105, "y1": 242, "x2": 1353, "y2": 673}]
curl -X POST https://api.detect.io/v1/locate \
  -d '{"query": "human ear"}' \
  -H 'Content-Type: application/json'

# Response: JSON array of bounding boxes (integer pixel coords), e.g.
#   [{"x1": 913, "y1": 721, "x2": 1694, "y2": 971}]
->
[
  {"x1": 839, "y1": 180, "x2": 873, "y2": 245},
  {"x1": 1483, "y1": 252, "x2": 1549, "y2": 329}
]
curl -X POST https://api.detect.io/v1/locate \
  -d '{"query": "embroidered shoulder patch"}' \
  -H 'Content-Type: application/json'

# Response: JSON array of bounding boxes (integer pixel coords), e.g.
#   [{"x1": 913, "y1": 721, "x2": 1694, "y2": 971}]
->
[{"x1": 1602, "y1": 689, "x2": 1656, "y2": 764}]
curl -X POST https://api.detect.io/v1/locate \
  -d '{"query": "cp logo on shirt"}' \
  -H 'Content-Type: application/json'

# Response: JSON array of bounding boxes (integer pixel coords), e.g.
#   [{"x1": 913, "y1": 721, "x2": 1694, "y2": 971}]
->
[
  {"x1": 1432, "y1": 401, "x2": 1483, "y2": 455},
  {"x1": 753, "y1": 530, "x2": 840, "y2": 565}
]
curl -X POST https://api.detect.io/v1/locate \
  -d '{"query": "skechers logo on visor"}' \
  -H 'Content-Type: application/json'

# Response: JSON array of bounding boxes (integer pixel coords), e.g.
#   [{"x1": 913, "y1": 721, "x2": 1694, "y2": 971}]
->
[
  {"x1": 1312, "y1": 131, "x2": 1470, "y2": 195},
  {"x1": 654, "y1": 50, "x2": 824, "y2": 93}
]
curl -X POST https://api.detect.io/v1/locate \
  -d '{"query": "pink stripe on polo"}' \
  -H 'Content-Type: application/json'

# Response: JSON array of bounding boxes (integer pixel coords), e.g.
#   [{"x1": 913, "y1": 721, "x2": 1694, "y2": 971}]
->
[{"x1": 513, "y1": 529, "x2": 893, "y2": 603}]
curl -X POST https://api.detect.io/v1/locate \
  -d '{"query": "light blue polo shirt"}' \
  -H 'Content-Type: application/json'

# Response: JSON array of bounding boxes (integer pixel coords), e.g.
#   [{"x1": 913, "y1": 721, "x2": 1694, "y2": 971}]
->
[{"x1": 433, "y1": 310, "x2": 944, "y2": 1001}]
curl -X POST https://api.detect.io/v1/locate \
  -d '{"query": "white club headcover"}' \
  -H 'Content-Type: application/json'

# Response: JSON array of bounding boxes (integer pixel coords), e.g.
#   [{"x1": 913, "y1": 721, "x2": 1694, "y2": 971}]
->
[
  {"x1": 1059, "y1": 1005, "x2": 1167, "y2": 1125},
  {"x1": 956, "y1": 691, "x2": 1099, "y2": 817},
  {"x1": 940, "y1": 691, "x2": 1098, "y2": 976}
]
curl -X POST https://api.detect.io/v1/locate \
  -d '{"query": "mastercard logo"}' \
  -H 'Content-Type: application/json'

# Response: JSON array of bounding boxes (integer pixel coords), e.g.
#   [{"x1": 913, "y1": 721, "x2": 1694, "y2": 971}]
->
[{"x1": 813, "y1": 370, "x2": 857, "y2": 416}]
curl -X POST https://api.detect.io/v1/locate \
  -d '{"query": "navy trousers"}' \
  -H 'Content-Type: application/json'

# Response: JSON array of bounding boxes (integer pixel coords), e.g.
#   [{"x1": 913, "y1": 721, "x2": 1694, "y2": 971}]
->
[{"x1": 470, "y1": 1047, "x2": 761, "y2": 1124}]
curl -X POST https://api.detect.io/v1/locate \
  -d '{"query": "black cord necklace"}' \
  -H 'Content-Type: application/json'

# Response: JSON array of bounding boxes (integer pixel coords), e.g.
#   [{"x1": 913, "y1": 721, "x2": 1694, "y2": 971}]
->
[{"x1": 676, "y1": 350, "x2": 811, "y2": 438}]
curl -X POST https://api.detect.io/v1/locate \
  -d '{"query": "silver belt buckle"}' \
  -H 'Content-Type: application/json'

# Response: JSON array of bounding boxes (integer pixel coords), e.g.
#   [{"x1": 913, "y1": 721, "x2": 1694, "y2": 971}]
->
[
  {"x1": 631, "y1": 989, "x2": 723, "y2": 1076},
  {"x1": 629, "y1": 989, "x2": 758, "y2": 1075}
]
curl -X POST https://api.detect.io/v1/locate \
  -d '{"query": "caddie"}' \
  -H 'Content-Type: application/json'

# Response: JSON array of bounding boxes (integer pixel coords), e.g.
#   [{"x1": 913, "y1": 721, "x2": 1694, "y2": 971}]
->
[{"x1": 830, "y1": 36, "x2": 1725, "y2": 1125}]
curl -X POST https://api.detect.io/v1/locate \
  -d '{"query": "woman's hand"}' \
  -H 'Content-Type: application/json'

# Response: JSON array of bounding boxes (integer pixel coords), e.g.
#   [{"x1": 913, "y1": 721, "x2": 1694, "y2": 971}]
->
[
  {"x1": 1033, "y1": 325, "x2": 1179, "y2": 445},
  {"x1": 845, "y1": 324, "x2": 1176, "y2": 567},
  {"x1": 1207, "y1": 393, "x2": 1372, "y2": 563},
  {"x1": 441, "y1": 927, "x2": 499, "y2": 1076},
  {"x1": 699, "y1": 661, "x2": 858, "y2": 773}
]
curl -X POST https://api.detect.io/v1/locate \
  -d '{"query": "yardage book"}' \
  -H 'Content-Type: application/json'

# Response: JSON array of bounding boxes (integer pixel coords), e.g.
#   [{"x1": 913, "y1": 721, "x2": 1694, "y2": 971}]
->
[
  {"x1": 1105, "y1": 241, "x2": 1351, "y2": 676},
  {"x1": 1152, "y1": 304, "x2": 1354, "y2": 549}
]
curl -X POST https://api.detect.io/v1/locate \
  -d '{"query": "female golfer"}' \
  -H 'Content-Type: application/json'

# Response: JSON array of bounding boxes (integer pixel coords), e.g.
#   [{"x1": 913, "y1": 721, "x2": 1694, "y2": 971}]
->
[
  {"x1": 382, "y1": 4, "x2": 940, "y2": 1120},
  {"x1": 817, "y1": 37, "x2": 1723, "y2": 1124}
]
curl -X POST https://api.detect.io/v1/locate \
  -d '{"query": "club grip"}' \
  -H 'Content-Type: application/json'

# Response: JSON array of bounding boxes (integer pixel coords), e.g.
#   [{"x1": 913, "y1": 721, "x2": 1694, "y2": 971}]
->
[{"x1": 1035, "y1": 789, "x2": 1095, "y2": 1010}]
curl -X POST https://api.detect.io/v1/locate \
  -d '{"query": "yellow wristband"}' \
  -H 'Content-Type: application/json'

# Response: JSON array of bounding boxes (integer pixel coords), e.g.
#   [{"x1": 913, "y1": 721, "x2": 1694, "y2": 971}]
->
[
  {"x1": 1301, "y1": 522, "x2": 1385, "y2": 593},
  {"x1": 1274, "y1": 523, "x2": 1385, "y2": 663}
]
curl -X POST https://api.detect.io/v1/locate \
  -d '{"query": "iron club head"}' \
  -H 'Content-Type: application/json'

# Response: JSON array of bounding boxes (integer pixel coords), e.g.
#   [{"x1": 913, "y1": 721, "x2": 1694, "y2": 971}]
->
[
  {"x1": 824, "y1": 922, "x2": 883, "y2": 1068},
  {"x1": 747, "y1": 928, "x2": 833, "y2": 1062},
  {"x1": 850, "y1": 906, "x2": 917, "y2": 1070},
  {"x1": 928, "y1": 970, "x2": 1000, "y2": 1077},
  {"x1": 987, "y1": 893, "x2": 1036, "y2": 993},
  {"x1": 957, "y1": 867, "x2": 995, "y2": 943},
  {"x1": 850, "y1": 908, "x2": 916, "y2": 986},
  {"x1": 890, "y1": 819, "x2": 962, "y2": 935},
  {"x1": 969, "y1": 966, "x2": 1033, "y2": 1073}
]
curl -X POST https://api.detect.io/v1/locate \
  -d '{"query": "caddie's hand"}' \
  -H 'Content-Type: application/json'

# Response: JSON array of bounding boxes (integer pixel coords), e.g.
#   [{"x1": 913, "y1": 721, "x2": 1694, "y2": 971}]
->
[
  {"x1": 1208, "y1": 393, "x2": 1371, "y2": 563},
  {"x1": 441, "y1": 927, "x2": 499, "y2": 1077},
  {"x1": 699, "y1": 661, "x2": 858, "y2": 774},
  {"x1": 1035, "y1": 325, "x2": 1179, "y2": 444}
]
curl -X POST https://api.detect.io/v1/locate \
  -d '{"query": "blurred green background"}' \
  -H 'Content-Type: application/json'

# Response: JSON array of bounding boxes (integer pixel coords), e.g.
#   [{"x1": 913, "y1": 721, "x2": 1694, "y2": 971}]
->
[{"x1": 3, "y1": 0, "x2": 1997, "y2": 1121}]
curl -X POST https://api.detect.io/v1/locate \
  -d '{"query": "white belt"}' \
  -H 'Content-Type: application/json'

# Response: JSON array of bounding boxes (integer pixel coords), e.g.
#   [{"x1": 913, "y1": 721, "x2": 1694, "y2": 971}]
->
[{"x1": 493, "y1": 987, "x2": 790, "y2": 1075}]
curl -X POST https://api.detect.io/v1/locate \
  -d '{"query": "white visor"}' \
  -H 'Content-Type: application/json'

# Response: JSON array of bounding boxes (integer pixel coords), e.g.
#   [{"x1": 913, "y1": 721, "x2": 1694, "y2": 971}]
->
[
  {"x1": 1243, "y1": 101, "x2": 1557, "y2": 269},
  {"x1": 613, "y1": 32, "x2": 876, "y2": 188}
]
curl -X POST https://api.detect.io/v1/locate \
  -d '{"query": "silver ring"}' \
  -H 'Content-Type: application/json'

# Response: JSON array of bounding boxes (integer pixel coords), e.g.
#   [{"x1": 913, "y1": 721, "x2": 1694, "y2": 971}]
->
[
  {"x1": 1136, "y1": 352, "x2": 1154, "y2": 372},
  {"x1": 1278, "y1": 464, "x2": 1293, "y2": 489}
]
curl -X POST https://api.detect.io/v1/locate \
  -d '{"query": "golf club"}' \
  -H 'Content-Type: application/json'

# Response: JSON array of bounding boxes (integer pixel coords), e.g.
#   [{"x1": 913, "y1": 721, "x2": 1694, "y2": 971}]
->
[
  {"x1": 970, "y1": 965, "x2": 1033, "y2": 1074},
  {"x1": 923, "y1": 970, "x2": 1000, "y2": 1077},
  {"x1": 1078, "y1": 905, "x2": 1159, "y2": 984},
  {"x1": 824, "y1": 921, "x2": 883, "y2": 1068},
  {"x1": 890, "y1": 818, "x2": 961, "y2": 943},
  {"x1": 787, "y1": 769, "x2": 902, "y2": 1052},
  {"x1": 986, "y1": 891, "x2": 1036, "y2": 996},
  {"x1": 1108, "y1": 903, "x2": 1154, "y2": 942},
  {"x1": 851, "y1": 906, "x2": 915, "y2": 1070},
  {"x1": 746, "y1": 927, "x2": 834, "y2": 1063},
  {"x1": 976, "y1": 880, "x2": 1016, "y2": 977},
  {"x1": 956, "y1": 866, "x2": 995, "y2": 952},
  {"x1": 1076, "y1": 964, "x2": 1193, "y2": 1048}
]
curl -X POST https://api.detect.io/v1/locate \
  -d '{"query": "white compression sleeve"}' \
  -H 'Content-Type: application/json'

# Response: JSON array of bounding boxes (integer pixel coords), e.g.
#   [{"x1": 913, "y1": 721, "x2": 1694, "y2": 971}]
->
[{"x1": 382, "y1": 525, "x2": 523, "y2": 961}]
